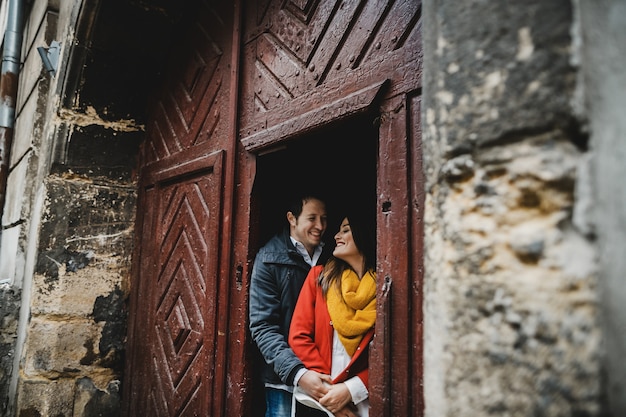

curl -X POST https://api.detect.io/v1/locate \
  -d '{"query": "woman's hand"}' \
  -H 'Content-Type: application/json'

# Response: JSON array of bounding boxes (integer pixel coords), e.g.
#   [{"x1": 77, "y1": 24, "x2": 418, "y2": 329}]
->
[
  {"x1": 298, "y1": 370, "x2": 332, "y2": 400},
  {"x1": 319, "y1": 383, "x2": 353, "y2": 414}
]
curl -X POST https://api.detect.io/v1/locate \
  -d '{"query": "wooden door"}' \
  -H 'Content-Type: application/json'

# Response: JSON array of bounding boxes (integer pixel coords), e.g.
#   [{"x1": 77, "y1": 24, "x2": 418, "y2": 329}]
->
[
  {"x1": 123, "y1": 2, "x2": 241, "y2": 415},
  {"x1": 237, "y1": 1, "x2": 423, "y2": 415},
  {"x1": 123, "y1": 1, "x2": 423, "y2": 415}
]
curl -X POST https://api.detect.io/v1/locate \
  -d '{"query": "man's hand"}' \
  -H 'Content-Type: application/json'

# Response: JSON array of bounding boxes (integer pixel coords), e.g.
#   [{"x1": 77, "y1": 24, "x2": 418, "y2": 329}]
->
[
  {"x1": 297, "y1": 370, "x2": 332, "y2": 400},
  {"x1": 319, "y1": 382, "x2": 353, "y2": 414}
]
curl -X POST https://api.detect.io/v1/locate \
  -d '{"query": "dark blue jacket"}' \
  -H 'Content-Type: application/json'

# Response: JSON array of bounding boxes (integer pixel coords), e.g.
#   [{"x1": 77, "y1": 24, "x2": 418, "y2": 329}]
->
[{"x1": 249, "y1": 227, "x2": 330, "y2": 386}]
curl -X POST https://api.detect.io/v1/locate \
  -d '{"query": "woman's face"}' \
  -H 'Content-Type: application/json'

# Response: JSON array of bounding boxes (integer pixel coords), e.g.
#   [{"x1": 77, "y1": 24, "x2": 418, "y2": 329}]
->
[{"x1": 333, "y1": 217, "x2": 360, "y2": 261}]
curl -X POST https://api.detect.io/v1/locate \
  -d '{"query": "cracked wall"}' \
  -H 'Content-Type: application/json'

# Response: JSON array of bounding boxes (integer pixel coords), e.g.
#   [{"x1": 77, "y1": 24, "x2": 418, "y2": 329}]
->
[
  {"x1": 0, "y1": 0, "x2": 182, "y2": 415},
  {"x1": 422, "y1": 1, "x2": 605, "y2": 415}
]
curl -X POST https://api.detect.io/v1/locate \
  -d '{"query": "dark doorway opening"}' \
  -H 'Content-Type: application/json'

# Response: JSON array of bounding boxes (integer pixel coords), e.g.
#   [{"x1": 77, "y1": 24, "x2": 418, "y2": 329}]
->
[
  {"x1": 248, "y1": 113, "x2": 379, "y2": 416},
  {"x1": 252, "y1": 114, "x2": 378, "y2": 249}
]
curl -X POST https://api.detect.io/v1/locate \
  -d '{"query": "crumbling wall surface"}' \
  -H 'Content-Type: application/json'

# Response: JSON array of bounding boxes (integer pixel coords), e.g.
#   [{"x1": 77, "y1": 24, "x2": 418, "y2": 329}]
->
[
  {"x1": 4, "y1": 0, "x2": 175, "y2": 413},
  {"x1": 422, "y1": 1, "x2": 602, "y2": 416},
  {"x1": 0, "y1": 286, "x2": 20, "y2": 414},
  {"x1": 17, "y1": 176, "x2": 135, "y2": 417}
]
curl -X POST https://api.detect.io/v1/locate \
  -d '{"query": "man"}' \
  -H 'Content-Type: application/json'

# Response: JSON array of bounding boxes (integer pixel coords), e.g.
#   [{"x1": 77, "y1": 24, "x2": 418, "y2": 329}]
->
[{"x1": 249, "y1": 195, "x2": 333, "y2": 417}]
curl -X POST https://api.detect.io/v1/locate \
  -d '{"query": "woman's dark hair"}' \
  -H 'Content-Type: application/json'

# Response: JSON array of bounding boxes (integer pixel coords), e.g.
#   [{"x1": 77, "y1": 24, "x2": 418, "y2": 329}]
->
[{"x1": 320, "y1": 206, "x2": 376, "y2": 296}]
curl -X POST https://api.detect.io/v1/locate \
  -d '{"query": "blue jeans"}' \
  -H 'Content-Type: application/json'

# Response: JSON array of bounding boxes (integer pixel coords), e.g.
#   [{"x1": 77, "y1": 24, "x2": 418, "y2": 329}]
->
[{"x1": 265, "y1": 388, "x2": 292, "y2": 417}]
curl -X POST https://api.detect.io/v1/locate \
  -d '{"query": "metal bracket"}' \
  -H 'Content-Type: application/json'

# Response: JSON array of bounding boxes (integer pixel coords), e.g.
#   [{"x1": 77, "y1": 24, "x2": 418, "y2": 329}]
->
[{"x1": 37, "y1": 40, "x2": 61, "y2": 76}]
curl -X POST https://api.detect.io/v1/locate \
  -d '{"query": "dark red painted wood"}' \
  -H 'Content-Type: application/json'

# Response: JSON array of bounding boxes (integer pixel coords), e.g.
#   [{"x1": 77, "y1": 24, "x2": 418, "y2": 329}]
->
[
  {"x1": 410, "y1": 93, "x2": 425, "y2": 415},
  {"x1": 124, "y1": 185, "x2": 155, "y2": 417},
  {"x1": 238, "y1": 1, "x2": 423, "y2": 416},
  {"x1": 241, "y1": 79, "x2": 390, "y2": 152},
  {"x1": 239, "y1": 0, "x2": 422, "y2": 139},
  {"x1": 126, "y1": 1, "x2": 422, "y2": 415},
  {"x1": 151, "y1": 149, "x2": 223, "y2": 416},
  {"x1": 371, "y1": 94, "x2": 412, "y2": 416},
  {"x1": 124, "y1": 2, "x2": 241, "y2": 416},
  {"x1": 220, "y1": 2, "x2": 247, "y2": 416}
]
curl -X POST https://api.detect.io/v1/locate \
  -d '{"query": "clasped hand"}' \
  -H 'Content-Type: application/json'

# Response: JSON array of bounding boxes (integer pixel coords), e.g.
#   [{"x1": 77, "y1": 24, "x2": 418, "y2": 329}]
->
[{"x1": 298, "y1": 371, "x2": 359, "y2": 417}]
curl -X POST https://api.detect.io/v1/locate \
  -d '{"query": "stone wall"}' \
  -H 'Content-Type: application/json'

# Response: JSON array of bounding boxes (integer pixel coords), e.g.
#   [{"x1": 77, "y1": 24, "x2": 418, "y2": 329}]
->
[
  {"x1": 0, "y1": 0, "x2": 151, "y2": 415},
  {"x1": 422, "y1": 1, "x2": 604, "y2": 415},
  {"x1": 16, "y1": 176, "x2": 135, "y2": 416}
]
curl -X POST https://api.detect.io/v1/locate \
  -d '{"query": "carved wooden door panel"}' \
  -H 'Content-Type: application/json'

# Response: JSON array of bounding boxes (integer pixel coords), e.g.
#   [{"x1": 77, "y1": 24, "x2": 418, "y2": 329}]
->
[
  {"x1": 136, "y1": 151, "x2": 223, "y2": 416},
  {"x1": 123, "y1": 1, "x2": 240, "y2": 416}
]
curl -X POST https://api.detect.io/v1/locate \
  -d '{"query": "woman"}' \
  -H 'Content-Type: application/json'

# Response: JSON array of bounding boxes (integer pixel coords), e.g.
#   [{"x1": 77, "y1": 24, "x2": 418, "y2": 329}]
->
[{"x1": 289, "y1": 209, "x2": 376, "y2": 417}]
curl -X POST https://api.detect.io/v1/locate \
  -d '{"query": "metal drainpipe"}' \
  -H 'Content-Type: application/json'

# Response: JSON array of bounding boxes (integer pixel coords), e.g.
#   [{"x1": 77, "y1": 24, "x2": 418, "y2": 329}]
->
[{"x1": 0, "y1": 0, "x2": 24, "y2": 242}]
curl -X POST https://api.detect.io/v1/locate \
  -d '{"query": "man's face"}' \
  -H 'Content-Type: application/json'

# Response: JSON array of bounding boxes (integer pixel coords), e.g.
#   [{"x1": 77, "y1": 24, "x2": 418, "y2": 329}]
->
[{"x1": 288, "y1": 198, "x2": 327, "y2": 254}]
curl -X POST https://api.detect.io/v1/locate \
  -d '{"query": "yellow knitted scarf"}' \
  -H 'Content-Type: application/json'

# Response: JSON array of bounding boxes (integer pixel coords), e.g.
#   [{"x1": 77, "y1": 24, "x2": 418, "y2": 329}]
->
[{"x1": 326, "y1": 268, "x2": 376, "y2": 356}]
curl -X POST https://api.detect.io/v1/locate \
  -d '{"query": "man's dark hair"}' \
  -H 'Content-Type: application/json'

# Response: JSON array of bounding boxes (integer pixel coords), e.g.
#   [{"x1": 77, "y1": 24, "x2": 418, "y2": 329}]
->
[{"x1": 286, "y1": 194, "x2": 325, "y2": 219}]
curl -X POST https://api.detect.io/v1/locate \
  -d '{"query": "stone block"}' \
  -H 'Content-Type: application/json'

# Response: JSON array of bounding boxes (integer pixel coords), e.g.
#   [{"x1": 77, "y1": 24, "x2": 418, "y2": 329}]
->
[
  {"x1": 73, "y1": 377, "x2": 121, "y2": 417},
  {"x1": 31, "y1": 265, "x2": 123, "y2": 318},
  {"x1": 22, "y1": 317, "x2": 104, "y2": 379},
  {"x1": 17, "y1": 377, "x2": 74, "y2": 417}
]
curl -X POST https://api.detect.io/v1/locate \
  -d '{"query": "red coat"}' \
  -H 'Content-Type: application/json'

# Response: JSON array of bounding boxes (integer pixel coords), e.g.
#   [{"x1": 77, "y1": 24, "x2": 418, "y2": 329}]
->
[{"x1": 289, "y1": 265, "x2": 375, "y2": 388}]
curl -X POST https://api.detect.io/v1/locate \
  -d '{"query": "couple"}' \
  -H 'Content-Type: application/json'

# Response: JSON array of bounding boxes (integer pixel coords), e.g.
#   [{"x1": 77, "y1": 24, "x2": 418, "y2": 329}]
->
[{"x1": 249, "y1": 195, "x2": 376, "y2": 417}]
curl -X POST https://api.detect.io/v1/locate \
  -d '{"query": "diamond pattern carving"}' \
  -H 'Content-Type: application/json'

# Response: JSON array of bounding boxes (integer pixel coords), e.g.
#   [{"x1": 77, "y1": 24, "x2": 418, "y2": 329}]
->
[
  {"x1": 148, "y1": 174, "x2": 214, "y2": 415},
  {"x1": 240, "y1": 0, "x2": 422, "y2": 140},
  {"x1": 133, "y1": 147, "x2": 223, "y2": 416},
  {"x1": 166, "y1": 294, "x2": 192, "y2": 353},
  {"x1": 142, "y1": 1, "x2": 225, "y2": 164}
]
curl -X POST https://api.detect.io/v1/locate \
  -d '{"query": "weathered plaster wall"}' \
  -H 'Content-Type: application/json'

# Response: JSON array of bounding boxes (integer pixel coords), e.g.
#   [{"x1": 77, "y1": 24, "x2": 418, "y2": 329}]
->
[
  {"x1": 0, "y1": 0, "x2": 66, "y2": 414},
  {"x1": 0, "y1": 0, "x2": 162, "y2": 415},
  {"x1": 17, "y1": 177, "x2": 135, "y2": 416},
  {"x1": 422, "y1": 1, "x2": 603, "y2": 415},
  {"x1": 578, "y1": 0, "x2": 626, "y2": 415}
]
